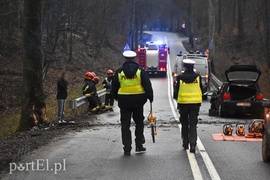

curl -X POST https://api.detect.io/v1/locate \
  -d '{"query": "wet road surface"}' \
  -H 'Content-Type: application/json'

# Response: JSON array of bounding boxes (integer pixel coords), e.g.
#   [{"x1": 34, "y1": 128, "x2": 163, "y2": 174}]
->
[{"x1": 4, "y1": 32, "x2": 270, "y2": 180}]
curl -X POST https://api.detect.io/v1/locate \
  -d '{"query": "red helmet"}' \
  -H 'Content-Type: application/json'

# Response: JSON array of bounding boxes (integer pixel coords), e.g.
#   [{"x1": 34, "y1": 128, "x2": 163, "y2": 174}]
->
[
  {"x1": 85, "y1": 72, "x2": 94, "y2": 80},
  {"x1": 91, "y1": 72, "x2": 96, "y2": 77},
  {"x1": 107, "y1": 69, "x2": 114, "y2": 74},
  {"x1": 93, "y1": 76, "x2": 99, "y2": 83}
]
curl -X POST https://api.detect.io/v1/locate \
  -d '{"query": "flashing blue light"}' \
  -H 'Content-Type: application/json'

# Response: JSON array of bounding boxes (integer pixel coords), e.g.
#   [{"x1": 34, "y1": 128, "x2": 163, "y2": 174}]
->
[
  {"x1": 179, "y1": 50, "x2": 183, "y2": 54},
  {"x1": 202, "y1": 52, "x2": 205, "y2": 55}
]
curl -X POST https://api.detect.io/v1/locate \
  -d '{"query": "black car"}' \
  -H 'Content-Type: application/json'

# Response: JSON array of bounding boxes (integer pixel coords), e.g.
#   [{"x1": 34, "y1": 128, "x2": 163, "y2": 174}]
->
[{"x1": 209, "y1": 65, "x2": 264, "y2": 118}]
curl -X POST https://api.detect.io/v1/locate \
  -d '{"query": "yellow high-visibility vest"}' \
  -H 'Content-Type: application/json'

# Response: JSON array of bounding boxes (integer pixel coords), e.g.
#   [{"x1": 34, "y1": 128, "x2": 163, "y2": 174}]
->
[
  {"x1": 178, "y1": 76, "x2": 202, "y2": 104},
  {"x1": 118, "y1": 69, "x2": 145, "y2": 95}
]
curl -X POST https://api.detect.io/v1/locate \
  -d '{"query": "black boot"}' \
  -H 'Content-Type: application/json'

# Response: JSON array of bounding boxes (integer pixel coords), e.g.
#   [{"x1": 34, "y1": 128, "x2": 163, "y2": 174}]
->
[
  {"x1": 190, "y1": 144, "x2": 196, "y2": 153},
  {"x1": 123, "y1": 147, "x2": 131, "y2": 155},
  {"x1": 135, "y1": 145, "x2": 146, "y2": 152},
  {"x1": 142, "y1": 136, "x2": 146, "y2": 144},
  {"x1": 183, "y1": 144, "x2": 189, "y2": 150},
  {"x1": 182, "y1": 139, "x2": 189, "y2": 150}
]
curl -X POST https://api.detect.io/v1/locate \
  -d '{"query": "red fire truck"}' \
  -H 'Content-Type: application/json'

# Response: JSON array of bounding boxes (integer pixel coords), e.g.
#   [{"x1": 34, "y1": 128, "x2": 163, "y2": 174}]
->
[{"x1": 137, "y1": 41, "x2": 169, "y2": 77}]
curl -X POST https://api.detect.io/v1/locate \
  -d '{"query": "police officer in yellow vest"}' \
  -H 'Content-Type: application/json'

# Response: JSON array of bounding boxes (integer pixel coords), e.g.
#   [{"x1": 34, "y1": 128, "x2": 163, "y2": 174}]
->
[
  {"x1": 112, "y1": 50, "x2": 153, "y2": 155},
  {"x1": 175, "y1": 59, "x2": 203, "y2": 153}
]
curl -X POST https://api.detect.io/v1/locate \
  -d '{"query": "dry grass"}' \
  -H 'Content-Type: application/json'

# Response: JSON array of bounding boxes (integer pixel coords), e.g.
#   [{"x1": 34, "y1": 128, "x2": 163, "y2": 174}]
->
[
  {"x1": 0, "y1": 84, "x2": 105, "y2": 139},
  {"x1": 0, "y1": 112, "x2": 20, "y2": 138}
]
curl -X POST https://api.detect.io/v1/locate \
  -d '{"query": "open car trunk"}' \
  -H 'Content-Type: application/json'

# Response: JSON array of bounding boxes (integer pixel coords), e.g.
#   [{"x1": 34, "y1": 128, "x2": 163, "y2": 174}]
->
[
  {"x1": 225, "y1": 65, "x2": 261, "y2": 83},
  {"x1": 228, "y1": 84, "x2": 257, "y2": 101}
]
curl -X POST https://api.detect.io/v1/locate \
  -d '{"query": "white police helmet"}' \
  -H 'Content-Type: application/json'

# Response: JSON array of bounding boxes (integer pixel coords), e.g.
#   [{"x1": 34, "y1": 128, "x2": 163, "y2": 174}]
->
[
  {"x1": 183, "y1": 59, "x2": 196, "y2": 65},
  {"x1": 183, "y1": 59, "x2": 196, "y2": 68},
  {"x1": 123, "y1": 50, "x2": 137, "y2": 58}
]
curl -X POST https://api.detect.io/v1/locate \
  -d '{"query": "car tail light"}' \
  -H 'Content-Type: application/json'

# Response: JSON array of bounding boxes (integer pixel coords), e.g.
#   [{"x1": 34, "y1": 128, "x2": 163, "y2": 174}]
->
[
  {"x1": 265, "y1": 113, "x2": 270, "y2": 121},
  {"x1": 265, "y1": 113, "x2": 270, "y2": 125},
  {"x1": 256, "y1": 93, "x2": 263, "y2": 101},
  {"x1": 160, "y1": 68, "x2": 166, "y2": 71},
  {"x1": 223, "y1": 92, "x2": 230, "y2": 100},
  {"x1": 205, "y1": 74, "x2": 209, "y2": 85}
]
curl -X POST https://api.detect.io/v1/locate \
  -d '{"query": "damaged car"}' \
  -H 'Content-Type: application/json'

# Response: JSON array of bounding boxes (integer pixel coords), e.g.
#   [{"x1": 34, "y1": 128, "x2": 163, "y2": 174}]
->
[{"x1": 209, "y1": 65, "x2": 264, "y2": 118}]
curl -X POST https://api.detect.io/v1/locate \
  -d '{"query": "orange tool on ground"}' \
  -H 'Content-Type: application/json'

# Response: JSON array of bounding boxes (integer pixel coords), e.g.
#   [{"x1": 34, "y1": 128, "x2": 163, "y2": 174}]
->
[
  {"x1": 223, "y1": 124, "x2": 233, "y2": 136},
  {"x1": 148, "y1": 103, "x2": 157, "y2": 143},
  {"x1": 246, "y1": 119, "x2": 264, "y2": 138},
  {"x1": 236, "y1": 123, "x2": 245, "y2": 136}
]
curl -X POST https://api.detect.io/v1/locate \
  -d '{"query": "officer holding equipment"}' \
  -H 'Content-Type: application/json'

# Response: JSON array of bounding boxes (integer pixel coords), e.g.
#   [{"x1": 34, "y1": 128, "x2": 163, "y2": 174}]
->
[{"x1": 112, "y1": 50, "x2": 153, "y2": 155}]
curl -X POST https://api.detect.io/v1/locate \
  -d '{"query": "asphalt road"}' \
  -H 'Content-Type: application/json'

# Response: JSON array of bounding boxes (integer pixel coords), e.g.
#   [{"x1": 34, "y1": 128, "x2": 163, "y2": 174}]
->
[{"x1": 4, "y1": 32, "x2": 270, "y2": 180}]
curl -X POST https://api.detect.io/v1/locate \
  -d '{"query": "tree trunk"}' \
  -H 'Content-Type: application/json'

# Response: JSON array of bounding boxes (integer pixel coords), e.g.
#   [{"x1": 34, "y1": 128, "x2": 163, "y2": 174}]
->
[
  {"x1": 132, "y1": 0, "x2": 136, "y2": 50},
  {"x1": 209, "y1": 0, "x2": 216, "y2": 73},
  {"x1": 139, "y1": 21, "x2": 144, "y2": 41},
  {"x1": 217, "y1": 0, "x2": 222, "y2": 35},
  {"x1": 237, "y1": 0, "x2": 244, "y2": 40},
  {"x1": 21, "y1": 0, "x2": 47, "y2": 130},
  {"x1": 264, "y1": 0, "x2": 270, "y2": 67},
  {"x1": 187, "y1": 0, "x2": 193, "y2": 48},
  {"x1": 134, "y1": 0, "x2": 139, "y2": 50},
  {"x1": 69, "y1": 0, "x2": 74, "y2": 62},
  {"x1": 233, "y1": 0, "x2": 236, "y2": 28}
]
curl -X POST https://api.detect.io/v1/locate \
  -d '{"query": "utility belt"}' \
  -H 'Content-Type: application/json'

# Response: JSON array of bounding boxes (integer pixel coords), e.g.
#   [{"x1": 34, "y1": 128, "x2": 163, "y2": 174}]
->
[{"x1": 106, "y1": 89, "x2": 112, "y2": 94}]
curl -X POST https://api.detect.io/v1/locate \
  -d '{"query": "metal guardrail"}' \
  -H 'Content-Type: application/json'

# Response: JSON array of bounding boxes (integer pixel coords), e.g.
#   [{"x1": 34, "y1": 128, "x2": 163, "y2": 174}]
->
[
  {"x1": 69, "y1": 74, "x2": 223, "y2": 117},
  {"x1": 69, "y1": 89, "x2": 106, "y2": 118},
  {"x1": 211, "y1": 73, "x2": 223, "y2": 89}
]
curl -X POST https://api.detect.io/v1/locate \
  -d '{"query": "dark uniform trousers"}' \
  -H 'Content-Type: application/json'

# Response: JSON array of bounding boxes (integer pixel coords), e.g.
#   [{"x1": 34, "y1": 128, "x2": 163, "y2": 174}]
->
[
  {"x1": 94, "y1": 94, "x2": 102, "y2": 106},
  {"x1": 120, "y1": 106, "x2": 144, "y2": 150},
  {"x1": 105, "y1": 94, "x2": 114, "y2": 106},
  {"x1": 87, "y1": 97, "x2": 98, "y2": 109},
  {"x1": 179, "y1": 104, "x2": 200, "y2": 145}
]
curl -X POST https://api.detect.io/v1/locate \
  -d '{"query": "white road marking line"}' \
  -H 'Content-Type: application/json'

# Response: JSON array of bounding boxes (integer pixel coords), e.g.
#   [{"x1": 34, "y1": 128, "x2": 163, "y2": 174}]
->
[
  {"x1": 166, "y1": 37, "x2": 221, "y2": 180},
  {"x1": 197, "y1": 138, "x2": 221, "y2": 180},
  {"x1": 177, "y1": 123, "x2": 203, "y2": 180},
  {"x1": 167, "y1": 56, "x2": 178, "y2": 121}
]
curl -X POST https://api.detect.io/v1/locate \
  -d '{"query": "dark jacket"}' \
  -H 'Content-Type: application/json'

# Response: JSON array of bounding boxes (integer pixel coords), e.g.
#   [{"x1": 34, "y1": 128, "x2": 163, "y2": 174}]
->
[
  {"x1": 175, "y1": 70, "x2": 203, "y2": 104},
  {"x1": 82, "y1": 79, "x2": 97, "y2": 95},
  {"x1": 57, "y1": 78, "x2": 68, "y2": 99},
  {"x1": 112, "y1": 60, "x2": 153, "y2": 108}
]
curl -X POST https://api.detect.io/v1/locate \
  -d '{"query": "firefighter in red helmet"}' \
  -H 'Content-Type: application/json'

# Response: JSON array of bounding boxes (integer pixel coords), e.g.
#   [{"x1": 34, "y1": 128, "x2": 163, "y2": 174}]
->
[{"x1": 82, "y1": 72, "x2": 100, "y2": 112}]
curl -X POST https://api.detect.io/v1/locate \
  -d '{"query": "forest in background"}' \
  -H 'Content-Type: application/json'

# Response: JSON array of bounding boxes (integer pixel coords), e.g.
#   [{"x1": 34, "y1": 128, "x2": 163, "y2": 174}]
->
[
  {"x1": 175, "y1": 0, "x2": 270, "y2": 97},
  {"x1": 0, "y1": 0, "x2": 270, "y2": 133},
  {"x1": 0, "y1": 0, "x2": 182, "y2": 134}
]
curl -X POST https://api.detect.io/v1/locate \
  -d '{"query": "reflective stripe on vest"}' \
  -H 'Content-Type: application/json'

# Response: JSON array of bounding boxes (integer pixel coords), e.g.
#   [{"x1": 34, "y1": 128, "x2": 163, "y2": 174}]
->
[
  {"x1": 178, "y1": 76, "x2": 202, "y2": 104},
  {"x1": 105, "y1": 78, "x2": 112, "y2": 94},
  {"x1": 118, "y1": 69, "x2": 145, "y2": 95}
]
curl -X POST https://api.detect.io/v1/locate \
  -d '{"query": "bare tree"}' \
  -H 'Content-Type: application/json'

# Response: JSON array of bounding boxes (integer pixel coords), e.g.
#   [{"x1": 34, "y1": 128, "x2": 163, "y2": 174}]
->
[
  {"x1": 20, "y1": 0, "x2": 46, "y2": 129},
  {"x1": 208, "y1": 0, "x2": 216, "y2": 62},
  {"x1": 237, "y1": 0, "x2": 244, "y2": 40},
  {"x1": 263, "y1": 0, "x2": 270, "y2": 67}
]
